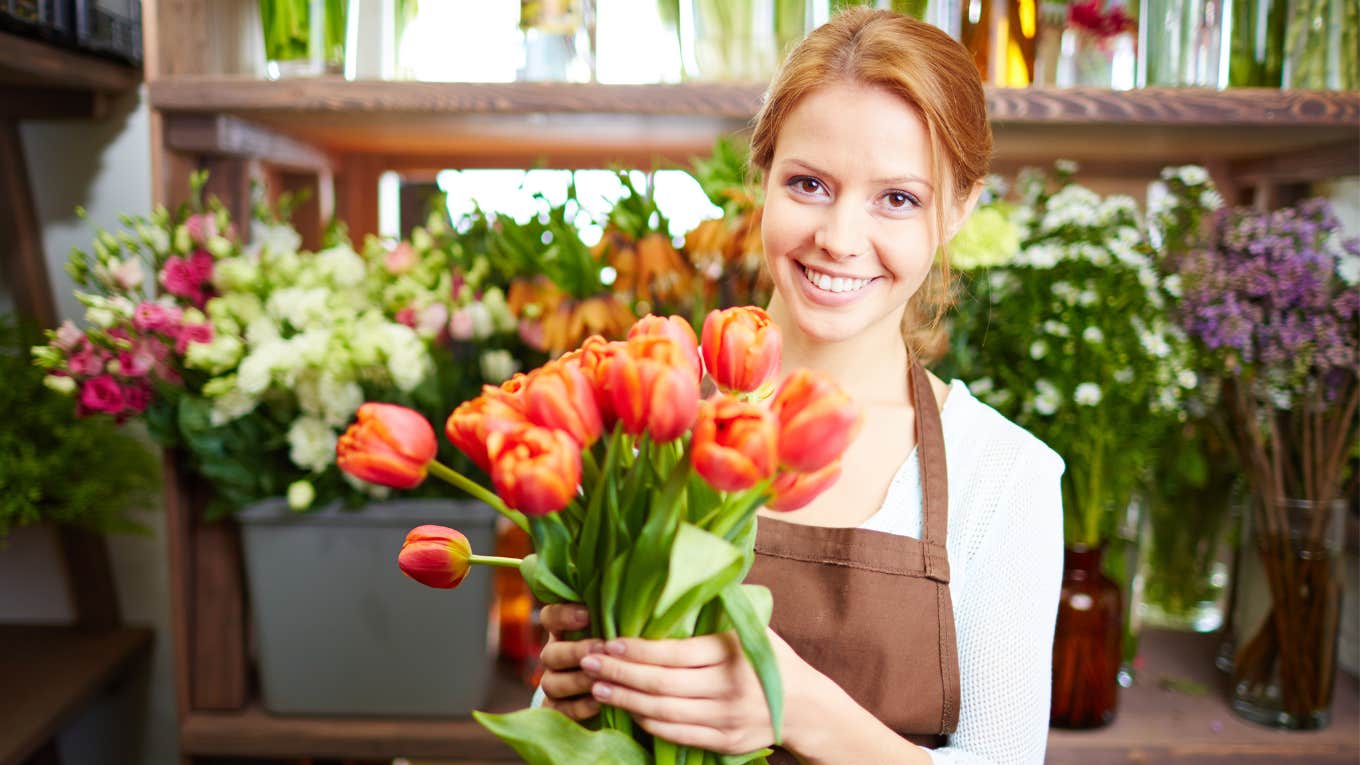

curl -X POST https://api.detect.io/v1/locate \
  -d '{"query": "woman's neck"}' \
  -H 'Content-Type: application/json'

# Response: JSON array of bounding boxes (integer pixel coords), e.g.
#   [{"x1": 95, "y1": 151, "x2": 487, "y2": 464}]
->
[{"x1": 767, "y1": 295, "x2": 911, "y2": 407}]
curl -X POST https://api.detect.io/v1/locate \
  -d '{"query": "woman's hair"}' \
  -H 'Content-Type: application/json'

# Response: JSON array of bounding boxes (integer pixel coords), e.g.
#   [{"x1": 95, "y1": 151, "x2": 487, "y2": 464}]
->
[{"x1": 750, "y1": 7, "x2": 993, "y2": 361}]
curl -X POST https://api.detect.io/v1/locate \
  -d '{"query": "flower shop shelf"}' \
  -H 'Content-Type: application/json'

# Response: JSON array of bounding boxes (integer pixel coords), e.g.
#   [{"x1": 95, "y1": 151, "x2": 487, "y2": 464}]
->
[
  {"x1": 0, "y1": 29, "x2": 142, "y2": 119},
  {"x1": 171, "y1": 628, "x2": 1358, "y2": 763},
  {"x1": 145, "y1": 79, "x2": 1360, "y2": 171},
  {"x1": 0, "y1": 625, "x2": 154, "y2": 765}
]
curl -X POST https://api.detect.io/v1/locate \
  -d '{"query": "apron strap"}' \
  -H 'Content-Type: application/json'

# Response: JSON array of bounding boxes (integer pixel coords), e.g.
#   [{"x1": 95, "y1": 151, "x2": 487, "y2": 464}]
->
[{"x1": 909, "y1": 361, "x2": 949, "y2": 572}]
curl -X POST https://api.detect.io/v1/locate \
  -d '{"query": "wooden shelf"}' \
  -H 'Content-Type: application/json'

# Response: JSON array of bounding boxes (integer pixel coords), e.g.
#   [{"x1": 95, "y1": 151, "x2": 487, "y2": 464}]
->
[
  {"x1": 0, "y1": 624, "x2": 154, "y2": 765},
  {"x1": 146, "y1": 79, "x2": 1360, "y2": 170},
  {"x1": 0, "y1": 29, "x2": 141, "y2": 120},
  {"x1": 176, "y1": 630, "x2": 1358, "y2": 762}
]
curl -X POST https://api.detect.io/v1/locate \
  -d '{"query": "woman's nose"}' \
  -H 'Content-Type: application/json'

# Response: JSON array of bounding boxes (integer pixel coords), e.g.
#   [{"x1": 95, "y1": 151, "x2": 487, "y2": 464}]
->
[{"x1": 813, "y1": 203, "x2": 868, "y2": 260}]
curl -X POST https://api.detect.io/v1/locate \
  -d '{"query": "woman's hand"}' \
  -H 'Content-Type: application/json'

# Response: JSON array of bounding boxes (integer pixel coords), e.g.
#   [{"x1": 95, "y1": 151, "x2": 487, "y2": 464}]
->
[
  {"x1": 538, "y1": 603, "x2": 603, "y2": 721},
  {"x1": 578, "y1": 627, "x2": 817, "y2": 756}
]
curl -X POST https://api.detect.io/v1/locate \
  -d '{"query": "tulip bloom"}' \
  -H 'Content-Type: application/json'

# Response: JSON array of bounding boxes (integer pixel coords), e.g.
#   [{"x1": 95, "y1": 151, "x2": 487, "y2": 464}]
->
[
  {"x1": 398, "y1": 525, "x2": 472, "y2": 589},
  {"x1": 575, "y1": 335, "x2": 621, "y2": 426},
  {"x1": 487, "y1": 424, "x2": 582, "y2": 516},
  {"x1": 599, "y1": 335, "x2": 700, "y2": 442},
  {"x1": 701, "y1": 306, "x2": 782, "y2": 395},
  {"x1": 767, "y1": 461, "x2": 842, "y2": 512},
  {"x1": 692, "y1": 396, "x2": 777, "y2": 492},
  {"x1": 629, "y1": 314, "x2": 701, "y2": 381},
  {"x1": 771, "y1": 369, "x2": 862, "y2": 474},
  {"x1": 524, "y1": 360, "x2": 603, "y2": 447},
  {"x1": 445, "y1": 394, "x2": 529, "y2": 473},
  {"x1": 337, "y1": 403, "x2": 438, "y2": 489}
]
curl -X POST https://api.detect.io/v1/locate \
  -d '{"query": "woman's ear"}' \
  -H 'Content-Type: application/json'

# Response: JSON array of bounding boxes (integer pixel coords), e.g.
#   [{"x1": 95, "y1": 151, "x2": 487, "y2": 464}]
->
[{"x1": 945, "y1": 180, "x2": 986, "y2": 242}]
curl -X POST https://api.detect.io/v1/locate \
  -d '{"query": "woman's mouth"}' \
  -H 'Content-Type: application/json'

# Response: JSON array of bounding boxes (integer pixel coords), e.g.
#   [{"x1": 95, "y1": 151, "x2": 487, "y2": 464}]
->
[{"x1": 800, "y1": 263, "x2": 875, "y2": 294}]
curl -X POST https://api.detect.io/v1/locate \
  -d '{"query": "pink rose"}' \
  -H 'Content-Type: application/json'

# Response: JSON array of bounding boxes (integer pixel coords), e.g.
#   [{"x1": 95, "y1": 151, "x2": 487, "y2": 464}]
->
[
  {"x1": 54, "y1": 320, "x2": 84, "y2": 351},
  {"x1": 385, "y1": 243, "x2": 417, "y2": 275},
  {"x1": 174, "y1": 322, "x2": 213, "y2": 355},
  {"x1": 185, "y1": 213, "x2": 218, "y2": 246},
  {"x1": 133, "y1": 301, "x2": 184, "y2": 335},
  {"x1": 79, "y1": 375, "x2": 126, "y2": 415}
]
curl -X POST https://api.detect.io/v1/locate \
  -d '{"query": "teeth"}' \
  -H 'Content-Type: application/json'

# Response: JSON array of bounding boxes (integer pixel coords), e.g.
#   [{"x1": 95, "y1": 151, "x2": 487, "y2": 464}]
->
[{"x1": 803, "y1": 265, "x2": 871, "y2": 294}]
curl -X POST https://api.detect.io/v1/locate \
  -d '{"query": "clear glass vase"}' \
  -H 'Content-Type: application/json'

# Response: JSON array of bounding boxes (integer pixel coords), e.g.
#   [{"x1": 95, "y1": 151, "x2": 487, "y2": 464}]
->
[
  {"x1": 519, "y1": 0, "x2": 595, "y2": 82},
  {"x1": 258, "y1": 0, "x2": 348, "y2": 79},
  {"x1": 1136, "y1": 490, "x2": 1241, "y2": 633},
  {"x1": 1230, "y1": 497, "x2": 1346, "y2": 730},
  {"x1": 680, "y1": 0, "x2": 781, "y2": 81},
  {"x1": 1227, "y1": 0, "x2": 1286, "y2": 86},
  {"x1": 1282, "y1": 0, "x2": 1359, "y2": 89},
  {"x1": 1138, "y1": 0, "x2": 1226, "y2": 86}
]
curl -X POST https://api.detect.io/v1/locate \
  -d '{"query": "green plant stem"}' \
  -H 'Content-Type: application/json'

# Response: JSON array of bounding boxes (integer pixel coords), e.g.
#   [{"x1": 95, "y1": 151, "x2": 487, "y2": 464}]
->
[
  {"x1": 467, "y1": 554, "x2": 524, "y2": 568},
  {"x1": 427, "y1": 460, "x2": 529, "y2": 533}
]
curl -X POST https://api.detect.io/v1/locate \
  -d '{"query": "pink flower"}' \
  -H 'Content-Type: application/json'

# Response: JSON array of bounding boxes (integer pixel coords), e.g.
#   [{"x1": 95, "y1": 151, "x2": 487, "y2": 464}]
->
[
  {"x1": 133, "y1": 301, "x2": 184, "y2": 335},
  {"x1": 160, "y1": 251, "x2": 214, "y2": 308},
  {"x1": 111, "y1": 258, "x2": 145, "y2": 291},
  {"x1": 123, "y1": 382, "x2": 152, "y2": 415},
  {"x1": 449, "y1": 308, "x2": 476, "y2": 341},
  {"x1": 175, "y1": 322, "x2": 213, "y2": 355},
  {"x1": 53, "y1": 320, "x2": 84, "y2": 351},
  {"x1": 185, "y1": 213, "x2": 218, "y2": 246},
  {"x1": 385, "y1": 242, "x2": 417, "y2": 274},
  {"x1": 67, "y1": 343, "x2": 109, "y2": 377},
  {"x1": 188, "y1": 250, "x2": 215, "y2": 282},
  {"x1": 418, "y1": 303, "x2": 449, "y2": 337},
  {"x1": 79, "y1": 375, "x2": 126, "y2": 415},
  {"x1": 395, "y1": 307, "x2": 417, "y2": 328},
  {"x1": 518, "y1": 319, "x2": 546, "y2": 352},
  {"x1": 118, "y1": 348, "x2": 155, "y2": 378}
]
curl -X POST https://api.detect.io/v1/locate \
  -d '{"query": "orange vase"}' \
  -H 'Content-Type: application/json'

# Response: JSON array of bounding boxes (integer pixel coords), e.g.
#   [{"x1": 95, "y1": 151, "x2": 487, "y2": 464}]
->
[{"x1": 1050, "y1": 544, "x2": 1123, "y2": 728}]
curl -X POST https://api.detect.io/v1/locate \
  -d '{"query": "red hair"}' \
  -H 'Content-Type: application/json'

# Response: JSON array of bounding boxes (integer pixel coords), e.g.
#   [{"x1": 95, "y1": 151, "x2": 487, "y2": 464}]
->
[{"x1": 750, "y1": 7, "x2": 993, "y2": 360}]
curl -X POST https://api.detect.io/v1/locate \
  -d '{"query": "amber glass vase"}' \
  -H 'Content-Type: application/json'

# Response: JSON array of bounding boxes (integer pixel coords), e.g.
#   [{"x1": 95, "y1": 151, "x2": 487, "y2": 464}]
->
[{"x1": 1050, "y1": 545, "x2": 1123, "y2": 729}]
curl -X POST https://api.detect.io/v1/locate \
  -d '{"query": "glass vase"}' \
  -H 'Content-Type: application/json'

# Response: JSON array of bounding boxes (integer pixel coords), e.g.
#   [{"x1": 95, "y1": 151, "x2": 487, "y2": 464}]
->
[
  {"x1": 1057, "y1": 1, "x2": 1137, "y2": 89},
  {"x1": 680, "y1": 0, "x2": 781, "y2": 81},
  {"x1": 1136, "y1": 490, "x2": 1241, "y2": 633},
  {"x1": 519, "y1": 0, "x2": 595, "y2": 82},
  {"x1": 1230, "y1": 497, "x2": 1346, "y2": 730},
  {"x1": 1050, "y1": 544, "x2": 1123, "y2": 729},
  {"x1": 1138, "y1": 0, "x2": 1226, "y2": 86},
  {"x1": 258, "y1": 0, "x2": 348, "y2": 79},
  {"x1": 1033, "y1": 1, "x2": 1069, "y2": 85},
  {"x1": 1282, "y1": 0, "x2": 1359, "y2": 89},
  {"x1": 1227, "y1": 0, "x2": 1286, "y2": 86}
]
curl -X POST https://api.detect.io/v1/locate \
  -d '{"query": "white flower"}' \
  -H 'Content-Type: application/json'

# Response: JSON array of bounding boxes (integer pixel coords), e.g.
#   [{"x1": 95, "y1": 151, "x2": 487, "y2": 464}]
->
[
  {"x1": 1163, "y1": 274, "x2": 1183, "y2": 297},
  {"x1": 1030, "y1": 340, "x2": 1049, "y2": 360},
  {"x1": 1338, "y1": 252, "x2": 1360, "y2": 286},
  {"x1": 185, "y1": 334, "x2": 244, "y2": 375},
  {"x1": 1177, "y1": 369, "x2": 1198, "y2": 389},
  {"x1": 1021, "y1": 243, "x2": 1063, "y2": 269},
  {"x1": 268, "y1": 287, "x2": 330, "y2": 330},
  {"x1": 1074, "y1": 382, "x2": 1102, "y2": 406},
  {"x1": 1097, "y1": 195, "x2": 1139, "y2": 224},
  {"x1": 320, "y1": 376, "x2": 364, "y2": 428},
  {"x1": 968, "y1": 377, "x2": 995, "y2": 395},
  {"x1": 1082, "y1": 326, "x2": 1104, "y2": 344},
  {"x1": 250, "y1": 221, "x2": 302, "y2": 258},
  {"x1": 1042, "y1": 320, "x2": 1070, "y2": 338},
  {"x1": 988, "y1": 270, "x2": 1017, "y2": 294},
  {"x1": 287, "y1": 480, "x2": 316, "y2": 511},
  {"x1": 1200, "y1": 189, "x2": 1224, "y2": 210},
  {"x1": 480, "y1": 349, "x2": 520, "y2": 383},
  {"x1": 43, "y1": 375, "x2": 76, "y2": 395},
  {"x1": 1079, "y1": 243, "x2": 1111, "y2": 267},
  {"x1": 986, "y1": 389, "x2": 1014, "y2": 409},
  {"x1": 213, "y1": 257, "x2": 261, "y2": 292},
  {"x1": 343, "y1": 470, "x2": 391, "y2": 500},
  {"x1": 245, "y1": 315, "x2": 280, "y2": 347},
  {"x1": 466, "y1": 302, "x2": 495, "y2": 340},
  {"x1": 112, "y1": 258, "x2": 145, "y2": 291},
  {"x1": 1033, "y1": 380, "x2": 1061, "y2": 416},
  {"x1": 1178, "y1": 166, "x2": 1209, "y2": 186},
  {"x1": 1078, "y1": 289, "x2": 1099, "y2": 307},
  {"x1": 87, "y1": 306, "x2": 116, "y2": 328},
  {"x1": 287, "y1": 416, "x2": 338, "y2": 473},
  {"x1": 1114, "y1": 367, "x2": 1135, "y2": 384},
  {"x1": 482, "y1": 287, "x2": 518, "y2": 333},
  {"x1": 1051, "y1": 281, "x2": 1078, "y2": 304},
  {"x1": 237, "y1": 340, "x2": 288, "y2": 396},
  {"x1": 1141, "y1": 330, "x2": 1172, "y2": 359},
  {"x1": 316, "y1": 245, "x2": 366, "y2": 287},
  {"x1": 1055, "y1": 159, "x2": 1080, "y2": 175},
  {"x1": 209, "y1": 387, "x2": 259, "y2": 426}
]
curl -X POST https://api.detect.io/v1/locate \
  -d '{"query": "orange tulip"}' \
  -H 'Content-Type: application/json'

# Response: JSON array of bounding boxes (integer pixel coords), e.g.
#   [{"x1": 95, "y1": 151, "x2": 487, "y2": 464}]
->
[
  {"x1": 629, "y1": 314, "x2": 701, "y2": 380},
  {"x1": 771, "y1": 369, "x2": 862, "y2": 474},
  {"x1": 398, "y1": 525, "x2": 473, "y2": 589},
  {"x1": 767, "y1": 461, "x2": 842, "y2": 512},
  {"x1": 700, "y1": 306, "x2": 782, "y2": 395},
  {"x1": 599, "y1": 335, "x2": 700, "y2": 442},
  {"x1": 446, "y1": 394, "x2": 530, "y2": 473},
  {"x1": 524, "y1": 359, "x2": 603, "y2": 447},
  {"x1": 337, "y1": 403, "x2": 438, "y2": 489},
  {"x1": 691, "y1": 396, "x2": 777, "y2": 492},
  {"x1": 487, "y1": 423, "x2": 581, "y2": 516},
  {"x1": 575, "y1": 335, "x2": 622, "y2": 427}
]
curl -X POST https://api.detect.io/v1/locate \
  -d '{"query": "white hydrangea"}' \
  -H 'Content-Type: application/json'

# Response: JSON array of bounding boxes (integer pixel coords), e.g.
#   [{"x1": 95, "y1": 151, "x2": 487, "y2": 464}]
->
[
  {"x1": 1033, "y1": 379, "x2": 1061, "y2": 416},
  {"x1": 268, "y1": 287, "x2": 331, "y2": 330},
  {"x1": 213, "y1": 257, "x2": 261, "y2": 292},
  {"x1": 480, "y1": 349, "x2": 519, "y2": 383},
  {"x1": 1074, "y1": 382, "x2": 1103, "y2": 406},
  {"x1": 287, "y1": 416, "x2": 338, "y2": 473},
  {"x1": 249, "y1": 221, "x2": 302, "y2": 258},
  {"x1": 316, "y1": 245, "x2": 366, "y2": 287},
  {"x1": 245, "y1": 315, "x2": 281, "y2": 347},
  {"x1": 290, "y1": 328, "x2": 333, "y2": 366},
  {"x1": 382, "y1": 325, "x2": 432, "y2": 392},
  {"x1": 1082, "y1": 326, "x2": 1105, "y2": 344},
  {"x1": 209, "y1": 387, "x2": 259, "y2": 426},
  {"x1": 320, "y1": 375, "x2": 364, "y2": 428},
  {"x1": 236, "y1": 340, "x2": 289, "y2": 396}
]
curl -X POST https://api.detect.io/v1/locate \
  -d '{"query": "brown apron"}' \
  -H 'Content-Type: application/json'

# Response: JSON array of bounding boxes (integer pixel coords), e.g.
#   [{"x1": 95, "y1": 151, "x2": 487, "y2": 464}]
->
[{"x1": 746, "y1": 361, "x2": 960, "y2": 761}]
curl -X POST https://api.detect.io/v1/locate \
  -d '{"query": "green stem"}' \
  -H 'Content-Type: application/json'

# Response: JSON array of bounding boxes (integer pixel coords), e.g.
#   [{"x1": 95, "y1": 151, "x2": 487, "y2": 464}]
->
[
  {"x1": 427, "y1": 460, "x2": 529, "y2": 534},
  {"x1": 467, "y1": 554, "x2": 523, "y2": 568}
]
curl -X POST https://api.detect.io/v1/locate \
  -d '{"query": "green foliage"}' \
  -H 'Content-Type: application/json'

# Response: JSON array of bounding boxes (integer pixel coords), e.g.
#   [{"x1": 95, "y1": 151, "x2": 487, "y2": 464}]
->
[{"x1": 0, "y1": 316, "x2": 159, "y2": 537}]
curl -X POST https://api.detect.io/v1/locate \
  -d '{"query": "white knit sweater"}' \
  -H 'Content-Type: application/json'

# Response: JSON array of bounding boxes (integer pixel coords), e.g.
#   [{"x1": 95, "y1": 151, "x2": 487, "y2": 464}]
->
[{"x1": 859, "y1": 379, "x2": 1065, "y2": 765}]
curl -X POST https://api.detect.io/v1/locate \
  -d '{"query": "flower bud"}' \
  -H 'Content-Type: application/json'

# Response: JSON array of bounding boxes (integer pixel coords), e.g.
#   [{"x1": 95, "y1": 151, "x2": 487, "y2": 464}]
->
[
  {"x1": 700, "y1": 306, "x2": 781, "y2": 394},
  {"x1": 398, "y1": 525, "x2": 472, "y2": 589}
]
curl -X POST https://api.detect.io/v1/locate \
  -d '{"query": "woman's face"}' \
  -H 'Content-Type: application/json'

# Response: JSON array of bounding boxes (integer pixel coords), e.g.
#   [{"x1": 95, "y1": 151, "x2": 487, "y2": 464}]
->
[{"x1": 761, "y1": 83, "x2": 967, "y2": 346}]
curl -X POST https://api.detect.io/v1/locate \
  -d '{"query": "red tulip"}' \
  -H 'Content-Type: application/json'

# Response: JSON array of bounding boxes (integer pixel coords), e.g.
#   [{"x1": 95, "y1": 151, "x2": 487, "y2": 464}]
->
[
  {"x1": 692, "y1": 396, "x2": 778, "y2": 492},
  {"x1": 487, "y1": 423, "x2": 582, "y2": 516},
  {"x1": 445, "y1": 393, "x2": 529, "y2": 473},
  {"x1": 767, "y1": 461, "x2": 842, "y2": 512},
  {"x1": 576, "y1": 334, "x2": 623, "y2": 427},
  {"x1": 337, "y1": 403, "x2": 438, "y2": 489},
  {"x1": 629, "y1": 314, "x2": 701, "y2": 380},
  {"x1": 700, "y1": 306, "x2": 782, "y2": 395},
  {"x1": 398, "y1": 525, "x2": 472, "y2": 589},
  {"x1": 524, "y1": 359, "x2": 603, "y2": 447},
  {"x1": 771, "y1": 369, "x2": 862, "y2": 473},
  {"x1": 599, "y1": 335, "x2": 700, "y2": 442}
]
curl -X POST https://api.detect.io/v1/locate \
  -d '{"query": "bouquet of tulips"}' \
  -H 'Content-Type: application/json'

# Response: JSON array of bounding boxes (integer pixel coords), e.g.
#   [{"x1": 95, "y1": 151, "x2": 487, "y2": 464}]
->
[{"x1": 336, "y1": 306, "x2": 860, "y2": 765}]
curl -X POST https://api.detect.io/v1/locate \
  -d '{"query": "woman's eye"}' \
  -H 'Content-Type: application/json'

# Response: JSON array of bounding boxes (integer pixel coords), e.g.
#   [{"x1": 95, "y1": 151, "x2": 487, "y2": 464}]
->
[
  {"x1": 789, "y1": 177, "x2": 824, "y2": 195},
  {"x1": 883, "y1": 191, "x2": 919, "y2": 209}
]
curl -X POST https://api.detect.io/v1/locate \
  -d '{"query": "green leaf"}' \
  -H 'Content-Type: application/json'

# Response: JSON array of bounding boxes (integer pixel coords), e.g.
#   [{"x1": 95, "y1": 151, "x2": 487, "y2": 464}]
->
[
  {"x1": 520, "y1": 554, "x2": 581, "y2": 604},
  {"x1": 472, "y1": 708, "x2": 650, "y2": 765},
  {"x1": 718, "y1": 582, "x2": 784, "y2": 743},
  {"x1": 646, "y1": 523, "x2": 744, "y2": 639},
  {"x1": 529, "y1": 514, "x2": 576, "y2": 591},
  {"x1": 718, "y1": 750, "x2": 773, "y2": 765}
]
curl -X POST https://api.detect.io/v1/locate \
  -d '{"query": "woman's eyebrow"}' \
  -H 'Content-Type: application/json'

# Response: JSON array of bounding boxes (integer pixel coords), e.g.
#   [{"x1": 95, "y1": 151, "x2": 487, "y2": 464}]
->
[{"x1": 781, "y1": 159, "x2": 932, "y2": 191}]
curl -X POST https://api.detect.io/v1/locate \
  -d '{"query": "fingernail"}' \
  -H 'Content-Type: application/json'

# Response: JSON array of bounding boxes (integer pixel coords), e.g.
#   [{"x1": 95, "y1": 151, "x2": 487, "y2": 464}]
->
[
  {"x1": 592, "y1": 683, "x2": 612, "y2": 700},
  {"x1": 605, "y1": 640, "x2": 625, "y2": 656},
  {"x1": 580, "y1": 656, "x2": 602, "y2": 672},
  {"x1": 571, "y1": 606, "x2": 589, "y2": 623},
  {"x1": 587, "y1": 641, "x2": 606, "y2": 654}
]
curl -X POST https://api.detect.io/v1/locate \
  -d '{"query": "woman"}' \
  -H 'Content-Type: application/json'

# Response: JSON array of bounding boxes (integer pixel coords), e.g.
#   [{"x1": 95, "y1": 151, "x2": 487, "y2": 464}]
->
[{"x1": 537, "y1": 9, "x2": 1064, "y2": 764}]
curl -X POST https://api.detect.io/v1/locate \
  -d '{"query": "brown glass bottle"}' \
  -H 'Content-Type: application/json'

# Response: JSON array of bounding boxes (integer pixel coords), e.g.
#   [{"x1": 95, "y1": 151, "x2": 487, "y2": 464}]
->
[{"x1": 1050, "y1": 544, "x2": 1123, "y2": 728}]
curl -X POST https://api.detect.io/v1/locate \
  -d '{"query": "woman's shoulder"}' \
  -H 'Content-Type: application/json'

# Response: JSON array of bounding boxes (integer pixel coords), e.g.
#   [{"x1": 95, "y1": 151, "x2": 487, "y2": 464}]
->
[{"x1": 942, "y1": 379, "x2": 1065, "y2": 483}]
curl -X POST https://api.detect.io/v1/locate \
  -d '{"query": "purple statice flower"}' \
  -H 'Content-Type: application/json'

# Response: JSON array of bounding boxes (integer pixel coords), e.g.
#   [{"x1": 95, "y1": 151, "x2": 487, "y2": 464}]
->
[{"x1": 1175, "y1": 198, "x2": 1360, "y2": 403}]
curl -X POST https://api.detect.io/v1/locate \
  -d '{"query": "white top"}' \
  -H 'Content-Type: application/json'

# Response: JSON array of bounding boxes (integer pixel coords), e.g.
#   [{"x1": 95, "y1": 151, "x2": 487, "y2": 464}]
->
[{"x1": 859, "y1": 379, "x2": 1065, "y2": 765}]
